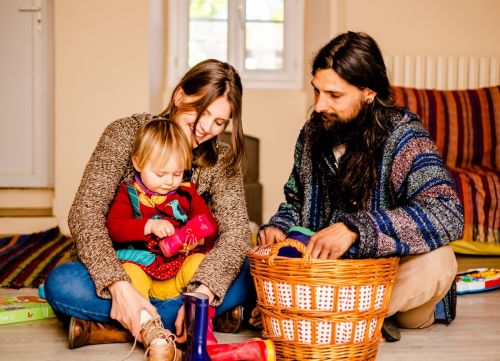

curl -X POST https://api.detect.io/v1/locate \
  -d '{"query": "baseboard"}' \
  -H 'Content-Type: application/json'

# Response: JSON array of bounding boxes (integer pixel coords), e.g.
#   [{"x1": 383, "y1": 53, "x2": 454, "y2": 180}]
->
[{"x1": 0, "y1": 217, "x2": 58, "y2": 236}]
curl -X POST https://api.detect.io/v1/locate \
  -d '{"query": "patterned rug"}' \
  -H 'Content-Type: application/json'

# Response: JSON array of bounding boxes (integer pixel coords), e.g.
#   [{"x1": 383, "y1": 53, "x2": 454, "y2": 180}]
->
[{"x1": 0, "y1": 227, "x2": 72, "y2": 288}]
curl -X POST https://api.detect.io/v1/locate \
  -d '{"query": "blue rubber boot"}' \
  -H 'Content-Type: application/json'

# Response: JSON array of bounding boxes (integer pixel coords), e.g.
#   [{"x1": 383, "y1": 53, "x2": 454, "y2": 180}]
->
[{"x1": 183, "y1": 292, "x2": 211, "y2": 361}]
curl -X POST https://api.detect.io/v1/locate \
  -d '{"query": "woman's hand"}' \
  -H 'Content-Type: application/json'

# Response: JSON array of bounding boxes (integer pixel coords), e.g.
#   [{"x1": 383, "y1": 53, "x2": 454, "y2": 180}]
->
[
  {"x1": 257, "y1": 227, "x2": 286, "y2": 245},
  {"x1": 108, "y1": 280, "x2": 158, "y2": 342},
  {"x1": 306, "y1": 222, "x2": 358, "y2": 259},
  {"x1": 174, "y1": 283, "x2": 216, "y2": 344}
]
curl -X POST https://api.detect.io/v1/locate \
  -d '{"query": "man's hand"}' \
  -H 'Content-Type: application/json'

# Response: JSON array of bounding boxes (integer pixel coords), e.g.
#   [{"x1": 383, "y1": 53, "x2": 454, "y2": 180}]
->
[
  {"x1": 108, "y1": 280, "x2": 158, "y2": 342},
  {"x1": 145, "y1": 219, "x2": 175, "y2": 238},
  {"x1": 257, "y1": 226, "x2": 286, "y2": 245},
  {"x1": 306, "y1": 222, "x2": 358, "y2": 259}
]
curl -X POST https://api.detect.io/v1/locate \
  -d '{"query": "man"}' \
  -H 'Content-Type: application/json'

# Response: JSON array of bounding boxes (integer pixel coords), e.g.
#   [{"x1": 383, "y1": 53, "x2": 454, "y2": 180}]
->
[{"x1": 258, "y1": 31, "x2": 464, "y2": 341}]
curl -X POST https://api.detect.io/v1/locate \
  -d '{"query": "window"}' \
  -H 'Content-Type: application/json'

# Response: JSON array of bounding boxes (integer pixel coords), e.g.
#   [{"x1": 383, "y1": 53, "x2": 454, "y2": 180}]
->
[{"x1": 168, "y1": 0, "x2": 304, "y2": 89}]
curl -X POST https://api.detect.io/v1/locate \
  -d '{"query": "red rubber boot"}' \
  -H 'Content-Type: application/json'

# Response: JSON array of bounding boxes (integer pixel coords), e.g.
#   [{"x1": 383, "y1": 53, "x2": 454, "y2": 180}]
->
[{"x1": 207, "y1": 338, "x2": 276, "y2": 361}]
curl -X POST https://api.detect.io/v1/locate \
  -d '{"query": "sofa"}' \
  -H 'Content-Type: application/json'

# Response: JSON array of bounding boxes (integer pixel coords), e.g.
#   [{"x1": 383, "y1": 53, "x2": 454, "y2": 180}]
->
[{"x1": 392, "y1": 85, "x2": 500, "y2": 255}]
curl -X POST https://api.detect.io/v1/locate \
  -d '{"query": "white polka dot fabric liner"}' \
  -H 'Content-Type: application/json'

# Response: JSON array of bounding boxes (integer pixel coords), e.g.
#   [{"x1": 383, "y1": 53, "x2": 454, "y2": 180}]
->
[
  {"x1": 316, "y1": 285, "x2": 335, "y2": 310},
  {"x1": 315, "y1": 321, "x2": 332, "y2": 344},
  {"x1": 354, "y1": 320, "x2": 367, "y2": 343},
  {"x1": 267, "y1": 316, "x2": 380, "y2": 344},
  {"x1": 337, "y1": 286, "x2": 356, "y2": 312},
  {"x1": 264, "y1": 282, "x2": 380, "y2": 312},
  {"x1": 358, "y1": 285, "x2": 373, "y2": 311},
  {"x1": 369, "y1": 318, "x2": 378, "y2": 338},
  {"x1": 374, "y1": 285, "x2": 386, "y2": 309},
  {"x1": 263, "y1": 280, "x2": 276, "y2": 305},
  {"x1": 277, "y1": 282, "x2": 293, "y2": 307},
  {"x1": 283, "y1": 319, "x2": 294, "y2": 340},
  {"x1": 335, "y1": 321, "x2": 353, "y2": 344},
  {"x1": 298, "y1": 320, "x2": 313, "y2": 343},
  {"x1": 271, "y1": 317, "x2": 281, "y2": 337},
  {"x1": 296, "y1": 285, "x2": 312, "y2": 310}
]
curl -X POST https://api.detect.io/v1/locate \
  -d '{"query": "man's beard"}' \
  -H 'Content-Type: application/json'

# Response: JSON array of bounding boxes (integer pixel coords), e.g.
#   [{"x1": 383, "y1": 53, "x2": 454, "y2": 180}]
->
[{"x1": 312, "y1": 100, "x2": 371, "y2": 150}]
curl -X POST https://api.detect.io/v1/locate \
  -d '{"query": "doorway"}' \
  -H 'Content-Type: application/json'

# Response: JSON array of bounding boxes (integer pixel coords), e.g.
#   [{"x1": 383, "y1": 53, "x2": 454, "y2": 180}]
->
[{"x1": 0, "y1": 0, "x2": 53, "y2": 188}]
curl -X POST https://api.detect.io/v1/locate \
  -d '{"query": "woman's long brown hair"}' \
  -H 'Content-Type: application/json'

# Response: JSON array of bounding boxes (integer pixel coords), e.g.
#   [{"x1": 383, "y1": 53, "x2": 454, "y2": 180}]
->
[{"x1": 158, "y1": 59, "x2": 245, "y2": 173}]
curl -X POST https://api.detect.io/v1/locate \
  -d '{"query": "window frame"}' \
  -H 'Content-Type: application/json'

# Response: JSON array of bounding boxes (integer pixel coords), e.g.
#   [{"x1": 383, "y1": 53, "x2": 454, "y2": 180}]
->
[{"x1": 167, "y1": 0, "x2": 304, "y2": 89}]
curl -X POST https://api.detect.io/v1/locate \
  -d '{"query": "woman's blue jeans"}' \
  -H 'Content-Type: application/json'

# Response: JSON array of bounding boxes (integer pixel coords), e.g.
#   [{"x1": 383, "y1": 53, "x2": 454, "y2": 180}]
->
[{"x1": 44, "y1": 258, "x2": 254, "y2": 331}]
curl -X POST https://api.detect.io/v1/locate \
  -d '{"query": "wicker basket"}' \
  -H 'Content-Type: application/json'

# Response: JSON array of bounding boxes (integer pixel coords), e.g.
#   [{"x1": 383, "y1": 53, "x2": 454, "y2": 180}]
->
[{"x1": 248, "y1": 239, "x2": 399, "y2": 361}]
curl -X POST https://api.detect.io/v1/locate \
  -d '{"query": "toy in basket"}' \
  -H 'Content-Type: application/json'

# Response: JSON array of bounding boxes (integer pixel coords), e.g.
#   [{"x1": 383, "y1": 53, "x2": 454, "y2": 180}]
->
[{"x1": 248, "y1": 238, "x2": 399, "y2": 361}]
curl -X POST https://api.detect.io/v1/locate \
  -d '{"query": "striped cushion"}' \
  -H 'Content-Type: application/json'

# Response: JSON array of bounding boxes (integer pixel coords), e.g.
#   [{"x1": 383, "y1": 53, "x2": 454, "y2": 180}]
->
[
  {"x1": 449, "y1": 167, "x2": 499, "y2": 243},
  {"x1": 392, "y1": 86, "x2": 500, "y2": 170},
  {"x1": 392, "y1": 86, "x2": 500, "y2": 244}
]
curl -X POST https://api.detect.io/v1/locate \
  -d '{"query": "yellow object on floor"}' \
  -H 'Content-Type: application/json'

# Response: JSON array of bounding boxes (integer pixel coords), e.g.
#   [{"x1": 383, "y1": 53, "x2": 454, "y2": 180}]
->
[{"x1": 451, "y1": 240, "x2": 500, "y2": 256}]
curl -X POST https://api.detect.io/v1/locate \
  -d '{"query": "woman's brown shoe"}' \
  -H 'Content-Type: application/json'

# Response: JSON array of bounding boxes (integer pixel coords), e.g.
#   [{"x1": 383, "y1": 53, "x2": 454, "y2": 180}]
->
[
  {"x1": 68, "y1": 317, "x2": 133, "y2": 349},
  {"x1": 213, "y1": 305, "x2": 243, "y2": 333}
]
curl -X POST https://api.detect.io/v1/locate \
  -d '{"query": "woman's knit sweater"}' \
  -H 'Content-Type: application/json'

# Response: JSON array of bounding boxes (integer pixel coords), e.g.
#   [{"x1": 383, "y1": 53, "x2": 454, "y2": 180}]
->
[
  {"x1": 68, "y1": 113, "x2": 251, "y2": 305},
  {"x1": 264, "y1": 110, "x2": 464, "y2": 257}
]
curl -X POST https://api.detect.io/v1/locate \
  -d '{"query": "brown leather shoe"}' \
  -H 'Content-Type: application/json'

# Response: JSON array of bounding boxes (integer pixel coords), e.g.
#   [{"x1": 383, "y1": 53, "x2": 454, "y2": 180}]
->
[
  {"x1": 248, "y1": 307, "x2": 263, "y2": 330},
  {"x1": 213, "y1": 305, "x2": 243, "y2": 333},
  {"x1": 68, "y1": 317, "x2": 133, "y2": 349}
]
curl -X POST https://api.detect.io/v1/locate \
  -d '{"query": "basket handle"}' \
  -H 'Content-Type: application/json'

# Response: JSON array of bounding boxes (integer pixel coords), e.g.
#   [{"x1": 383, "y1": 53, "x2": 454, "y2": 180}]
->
[{"x1": 268, "y1": 238, "x2": 312, "y2": 267}]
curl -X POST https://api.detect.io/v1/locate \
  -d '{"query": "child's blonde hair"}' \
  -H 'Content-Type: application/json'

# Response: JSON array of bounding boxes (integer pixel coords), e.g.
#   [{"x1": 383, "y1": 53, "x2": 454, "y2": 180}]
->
[{"x1": 132, "y1": 117, "x2": 192, "y2": 171}]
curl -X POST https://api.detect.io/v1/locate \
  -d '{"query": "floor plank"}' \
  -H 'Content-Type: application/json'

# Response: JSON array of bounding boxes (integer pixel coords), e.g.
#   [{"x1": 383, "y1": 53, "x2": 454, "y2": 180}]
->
[{"x1": 1, "y1": 255, "x2": 499, "y2": 360}]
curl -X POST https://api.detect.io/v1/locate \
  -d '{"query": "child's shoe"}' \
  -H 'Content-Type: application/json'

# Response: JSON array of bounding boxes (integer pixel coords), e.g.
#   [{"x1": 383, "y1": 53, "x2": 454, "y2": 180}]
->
[
  {"x1": 140, "y1": 311, "x2": 180, "y2": 361},
  {"x1": 122, "y1": 310, "x2": 180, "y2": 361},
  {"x1": 148, "y1": 337, "x2": 182, "y2": 361}
]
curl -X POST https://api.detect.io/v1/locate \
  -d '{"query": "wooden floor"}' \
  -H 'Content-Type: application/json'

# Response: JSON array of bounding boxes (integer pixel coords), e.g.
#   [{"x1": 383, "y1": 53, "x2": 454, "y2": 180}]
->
[{"x1": 1, "y1": 255, "x2": 499, "y2": 361}]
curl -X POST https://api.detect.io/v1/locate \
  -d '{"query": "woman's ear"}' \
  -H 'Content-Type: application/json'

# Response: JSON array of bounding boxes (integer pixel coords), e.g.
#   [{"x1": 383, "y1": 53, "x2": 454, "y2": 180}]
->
[
  {"x1": 131, "y1": 156, "x2": 141, "y2": 172},
  {"x1": 173, "y1": 87, "x2": 185, "y2": 107}
]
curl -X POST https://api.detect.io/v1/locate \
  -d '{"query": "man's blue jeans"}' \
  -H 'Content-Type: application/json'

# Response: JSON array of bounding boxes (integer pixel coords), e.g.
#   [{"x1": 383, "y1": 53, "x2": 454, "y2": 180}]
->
[{"x1": 44, "y1": 259, "x2": 254, "y2": 331}]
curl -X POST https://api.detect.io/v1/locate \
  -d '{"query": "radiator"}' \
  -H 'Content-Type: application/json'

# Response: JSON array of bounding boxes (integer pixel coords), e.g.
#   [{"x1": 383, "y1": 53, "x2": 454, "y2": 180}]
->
[{"x1": 385, "y1": 55, "x2": 500, "y2": 90}]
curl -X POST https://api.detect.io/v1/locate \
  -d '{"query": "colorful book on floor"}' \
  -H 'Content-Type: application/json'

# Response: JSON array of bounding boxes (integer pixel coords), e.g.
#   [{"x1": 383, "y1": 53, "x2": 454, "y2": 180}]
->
[
  {"x1": 456, "y1": 268, "x2": 500, "y2": 295},
  {"x1": 0, "y1": 295, "x2": 56, "y2": 325}
]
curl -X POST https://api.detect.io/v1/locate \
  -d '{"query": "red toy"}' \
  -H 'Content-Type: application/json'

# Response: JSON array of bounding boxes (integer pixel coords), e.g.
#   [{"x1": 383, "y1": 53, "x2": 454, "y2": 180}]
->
[{"x1": 159, "y1": 214, "x2": 216, "y2": 258}]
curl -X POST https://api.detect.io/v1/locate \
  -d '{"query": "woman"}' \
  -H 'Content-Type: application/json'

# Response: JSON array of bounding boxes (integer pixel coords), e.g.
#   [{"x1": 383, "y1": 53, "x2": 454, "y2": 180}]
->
[{"x1": 44, "y1": 59, "x2": 253, "y2": 349}]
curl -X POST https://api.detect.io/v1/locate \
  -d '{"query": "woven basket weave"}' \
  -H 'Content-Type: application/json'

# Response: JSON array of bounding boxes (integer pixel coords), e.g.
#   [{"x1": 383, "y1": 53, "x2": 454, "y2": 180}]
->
[{"x1": 248, "y1": 239, "x2": 399, "y2": 360}]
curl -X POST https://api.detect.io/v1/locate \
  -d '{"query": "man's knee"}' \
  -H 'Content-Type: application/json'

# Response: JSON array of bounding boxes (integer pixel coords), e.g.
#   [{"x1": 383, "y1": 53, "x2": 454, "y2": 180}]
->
[
  {"x1": 389, "y1": 245, "x2": 457, "y2": 316},
  {"x1": 390, "y1": 246, "x2": 457, "y2": 327}
]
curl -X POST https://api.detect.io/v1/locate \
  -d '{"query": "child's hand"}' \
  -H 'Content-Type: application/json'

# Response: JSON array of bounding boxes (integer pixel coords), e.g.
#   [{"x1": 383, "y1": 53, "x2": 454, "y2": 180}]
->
[{"x1": 145, "y1": 219, "x2": 175, "y2": 239}]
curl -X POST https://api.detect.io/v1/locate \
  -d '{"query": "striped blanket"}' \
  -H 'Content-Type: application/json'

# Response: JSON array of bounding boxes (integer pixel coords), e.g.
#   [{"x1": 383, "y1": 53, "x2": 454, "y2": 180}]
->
[
  {"x1": 392, "y1": 86, "x2": 500, "y2": 246},
  {"x1": 0, "y1": 227, "x2": 72, "y2": 288}
]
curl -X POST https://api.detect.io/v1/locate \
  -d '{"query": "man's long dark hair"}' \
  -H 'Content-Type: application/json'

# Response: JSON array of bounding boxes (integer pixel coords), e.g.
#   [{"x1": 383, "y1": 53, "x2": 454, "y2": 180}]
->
[{"x1": 311, "y1": 31, "x2": 398, "y2": 211}]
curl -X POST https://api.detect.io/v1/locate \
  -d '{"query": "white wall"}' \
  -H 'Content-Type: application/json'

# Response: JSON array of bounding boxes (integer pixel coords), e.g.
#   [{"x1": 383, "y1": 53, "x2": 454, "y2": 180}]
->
[
  {"x1": 340, "y1": 0, "x2": 500, "y2": 58},
  {"x1": 49, "y1": 0, "x2": 500, "y2": 234},
  {"x1": 53, "y1": 0, "x2": 152, "y2": 234}
]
